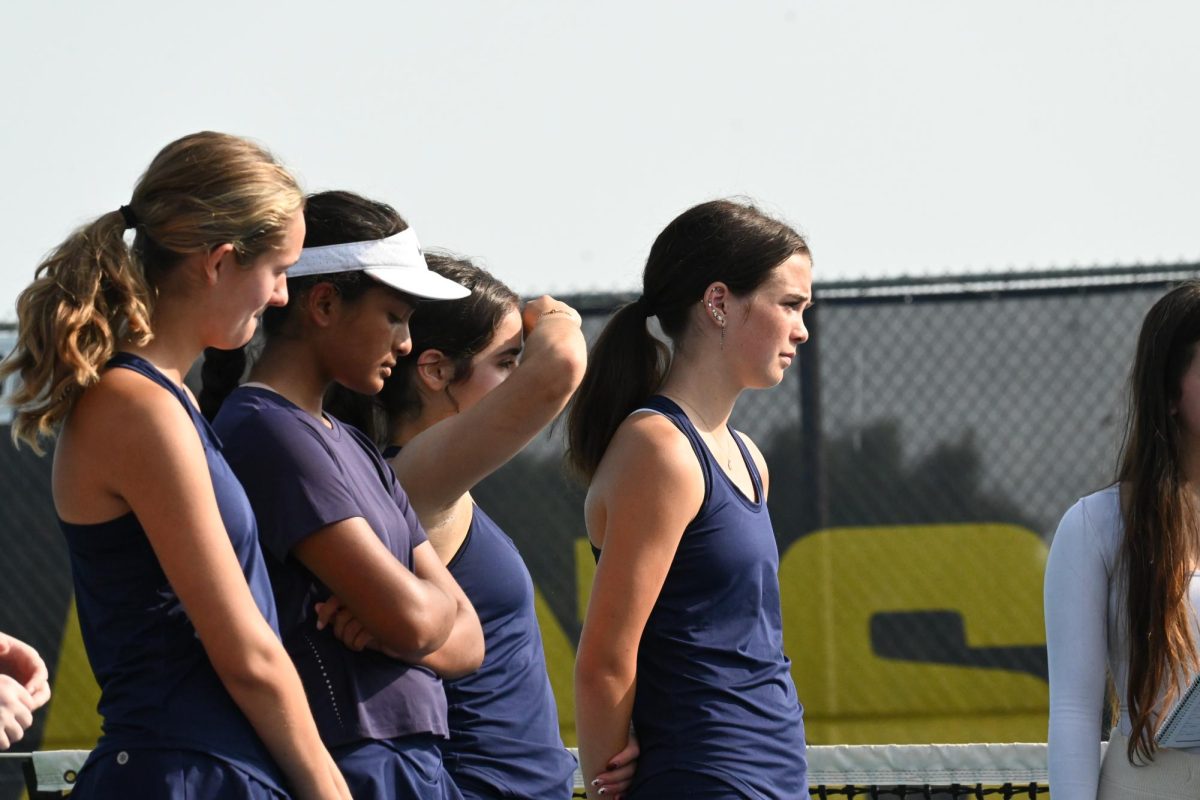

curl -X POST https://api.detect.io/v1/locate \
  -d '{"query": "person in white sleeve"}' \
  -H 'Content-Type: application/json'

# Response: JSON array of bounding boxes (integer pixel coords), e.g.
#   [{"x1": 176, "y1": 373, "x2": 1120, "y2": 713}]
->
[{"x1": 1046, "y1": 281, "x2": 1200, "y2": 799}]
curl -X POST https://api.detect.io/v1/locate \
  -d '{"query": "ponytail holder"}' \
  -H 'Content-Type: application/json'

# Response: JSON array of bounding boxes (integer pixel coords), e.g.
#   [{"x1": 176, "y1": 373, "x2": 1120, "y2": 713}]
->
[
  {"x1": 631, "y1": 295, "x2": 653, "y2": 318},
  {"x1": 118, "y1": 204, "x2": 138, "y2": 230}
]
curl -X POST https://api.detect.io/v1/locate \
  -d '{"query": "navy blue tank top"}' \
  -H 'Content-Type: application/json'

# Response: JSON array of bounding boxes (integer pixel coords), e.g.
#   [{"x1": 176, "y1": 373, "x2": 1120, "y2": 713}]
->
[
  {"x1": 59, "y1": 353, "x2": 286, "y2": 790},
  {"x1": 437, "y1": 504, "x2": 576, "y2": 797},
  {"x1": 608, "y1": 395, "x2": 807, "y2": 798}
]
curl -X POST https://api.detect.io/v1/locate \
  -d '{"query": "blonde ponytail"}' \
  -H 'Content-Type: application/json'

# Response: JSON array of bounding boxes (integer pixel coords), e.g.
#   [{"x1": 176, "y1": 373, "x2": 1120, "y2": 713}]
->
[
  {"x1": 0, "y1": 131, "x2": 302, "y2": 452},
  {"x1": 1, "y1": 210, "x2": 152, "y2": 451}
]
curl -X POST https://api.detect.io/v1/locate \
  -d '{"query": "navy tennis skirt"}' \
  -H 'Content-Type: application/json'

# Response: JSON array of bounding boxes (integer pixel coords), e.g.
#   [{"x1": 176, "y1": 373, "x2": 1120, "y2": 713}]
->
[
  {"x1": 70, "y1": 747, "x2": 287, "y2": 799},
  {"x1": 631, "y1": 768, "x2": 751, "y2": 799},
  {"x1": 332, "y1": 734, "x2": 463, "y2": 800}
]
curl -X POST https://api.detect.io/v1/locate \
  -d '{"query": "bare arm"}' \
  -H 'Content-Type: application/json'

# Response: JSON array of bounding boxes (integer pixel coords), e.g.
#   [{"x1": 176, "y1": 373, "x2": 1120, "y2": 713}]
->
[
  {"x1": 574, "y1": 414, "x2": 704, "y2": 798},
  {"x1": 408, "y1": 541, "x2": 485, "y2": 678},
  {"x1": 293, "y1": 520, "x2": 458, "y2": 661},
  {"x1": 392, "y1": 297, "x2": 586, "y2": 522},
  {"x1": 82, "y1": 374, "x2": 349, "y2": 800},
  {"x1": 315, "y1": 540, "x2": 484, "y2": 678}
]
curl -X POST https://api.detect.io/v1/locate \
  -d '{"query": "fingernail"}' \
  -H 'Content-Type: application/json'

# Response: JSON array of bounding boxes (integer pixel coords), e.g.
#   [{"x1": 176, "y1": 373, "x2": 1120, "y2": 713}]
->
[
  {"x1": 591, "y1": 779, "x2": 600, "y2": 787},
  {"x1": 598, "y1": 789, "x2": 607, "y2": 796}
]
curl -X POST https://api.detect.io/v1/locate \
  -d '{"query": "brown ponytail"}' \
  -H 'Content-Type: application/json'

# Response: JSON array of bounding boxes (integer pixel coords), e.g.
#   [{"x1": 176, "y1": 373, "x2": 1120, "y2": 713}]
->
[
  {"x1": 566, "y1": 198, "x2": 808, "y2": 482},
  {"x1": 566, "y1": 302, "x2": 668, "y2": 481},
  {"x1": 0, "y1": 131, "x2": 303, "y2": 452}
]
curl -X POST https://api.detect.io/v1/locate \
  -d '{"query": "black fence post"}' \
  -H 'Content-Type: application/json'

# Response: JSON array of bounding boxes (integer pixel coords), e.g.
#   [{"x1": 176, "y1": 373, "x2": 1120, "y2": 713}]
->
[{"x1": 798, "y1": 303, "x2": 824, "y2": 537}]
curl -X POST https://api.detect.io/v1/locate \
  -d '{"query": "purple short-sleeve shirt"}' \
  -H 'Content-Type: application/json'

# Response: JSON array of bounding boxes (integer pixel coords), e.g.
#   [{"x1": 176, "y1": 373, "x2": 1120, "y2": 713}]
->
[{"x1": 214, "y1": 386, "x2": 447, "y2": 747}]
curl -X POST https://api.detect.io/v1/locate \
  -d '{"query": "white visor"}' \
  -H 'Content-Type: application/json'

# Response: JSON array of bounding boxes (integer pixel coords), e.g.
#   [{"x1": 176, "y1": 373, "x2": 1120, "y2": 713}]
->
[{"x1": 288, "y1": 229, "x2": 470, "y2": 300}]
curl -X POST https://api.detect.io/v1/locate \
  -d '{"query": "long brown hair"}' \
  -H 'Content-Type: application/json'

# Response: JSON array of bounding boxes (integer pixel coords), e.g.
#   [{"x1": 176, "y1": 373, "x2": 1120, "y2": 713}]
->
[
  {"x1": 565, "y1": 198, "x2": 809, "y2": 481},
  {"x1": 0, "y1": 131, "x2": 303, "y2": 452},
  {"x1": 1118, "y1": 281, "x2": 1200, "y2": 761}
]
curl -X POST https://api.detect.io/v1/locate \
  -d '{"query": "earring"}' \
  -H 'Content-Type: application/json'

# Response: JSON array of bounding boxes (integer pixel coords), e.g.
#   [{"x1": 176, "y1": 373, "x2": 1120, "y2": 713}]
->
[
  {"x1": 706, "y1": 298, "x2": 726, "y2": 348},
  {"x1": 706, "y1": 299, "x2": 726, "y2": 348}
]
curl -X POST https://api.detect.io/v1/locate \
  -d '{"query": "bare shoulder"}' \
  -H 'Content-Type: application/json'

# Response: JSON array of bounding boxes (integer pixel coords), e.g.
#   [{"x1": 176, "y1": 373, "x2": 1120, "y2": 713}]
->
[
  {"x1": 593, "y1": 411, "x2": 701, "y2": 489},
  {"x1": 68, "y1": 366, "x2": 193, "y2": 447},
  {"x1": 586, "y1": 410, "x2": 705, "y2": 543},
  {"x1": 57, "y1": 366, "x2": 201, "y2": 517}
]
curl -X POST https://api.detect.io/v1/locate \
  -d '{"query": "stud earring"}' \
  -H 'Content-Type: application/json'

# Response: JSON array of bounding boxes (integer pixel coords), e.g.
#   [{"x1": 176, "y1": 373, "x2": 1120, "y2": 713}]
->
[{"x1": 706, "y1": 297, "x2": 726, "y2": 348}]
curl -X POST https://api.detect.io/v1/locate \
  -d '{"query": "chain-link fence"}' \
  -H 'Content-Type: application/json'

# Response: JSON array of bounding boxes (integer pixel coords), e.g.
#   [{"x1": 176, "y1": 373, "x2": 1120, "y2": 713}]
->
[
  {"x1": 1, "y1": 263, "x2": 1197, "y2": 797},
  {"x1": 472, "y1": 263, "x2": 1199, "y2": 747}
]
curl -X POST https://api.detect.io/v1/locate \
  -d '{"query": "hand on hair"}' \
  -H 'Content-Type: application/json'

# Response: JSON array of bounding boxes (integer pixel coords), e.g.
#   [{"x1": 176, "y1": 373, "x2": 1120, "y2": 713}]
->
[
  {"x1": 522, "y1": 295, "x2": 581, "y2": 333},
  {"x1": 0, "y1": 632, "x2": 50, "y2": 750}
]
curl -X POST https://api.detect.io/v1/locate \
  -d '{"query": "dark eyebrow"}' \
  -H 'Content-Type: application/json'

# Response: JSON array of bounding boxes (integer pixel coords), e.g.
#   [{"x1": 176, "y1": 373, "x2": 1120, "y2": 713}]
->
[
  {"x1": 498, "y1": 346, "x2": 523, "y2": 358},
  {"x1": 783, "y1": 293, "x2": 811, "y2": 303}
]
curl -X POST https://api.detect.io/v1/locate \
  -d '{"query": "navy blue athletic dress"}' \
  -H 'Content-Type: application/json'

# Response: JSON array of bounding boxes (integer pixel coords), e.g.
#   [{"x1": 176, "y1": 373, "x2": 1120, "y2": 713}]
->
[
  {"x1": 437, "y1": 505, "x2": 577, "y2": 799},
  {"x1": 378, "y1": 444, "x2": 575, "y2": 800},
  {"x1": 60, "y1": 353, "x2": 288, "y2": 799},
  {"x1": 596, "y1": 396, "x2": 807, "y2": 799}
]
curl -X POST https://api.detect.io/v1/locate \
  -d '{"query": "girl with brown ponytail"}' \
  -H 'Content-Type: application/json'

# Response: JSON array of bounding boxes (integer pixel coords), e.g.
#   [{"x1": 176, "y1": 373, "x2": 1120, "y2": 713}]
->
[
  {"x1": 568, "y1": 198, "x2": 813, "y2": 798},
  {"x1": 1046, "y1": 282, "x2": 1200, "y2": 799},
  {"x1": 0, "y1": 132, "x2": 350, "y2": 800}
]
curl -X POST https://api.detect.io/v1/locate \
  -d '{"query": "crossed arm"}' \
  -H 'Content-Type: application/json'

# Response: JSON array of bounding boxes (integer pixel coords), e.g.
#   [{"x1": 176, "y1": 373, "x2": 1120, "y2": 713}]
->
[{"x1": 300, "y1": 528, "x2": 483, "y2": 677}]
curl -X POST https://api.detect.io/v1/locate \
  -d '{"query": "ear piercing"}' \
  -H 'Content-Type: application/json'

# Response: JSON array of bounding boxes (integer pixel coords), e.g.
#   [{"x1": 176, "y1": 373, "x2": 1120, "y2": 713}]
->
[
  {"x1": 705, "y1": 299, "x2": 726, "y2": 326},
  {"x1": 705, "y1": 299, "x2": 726, "y2": 349}
]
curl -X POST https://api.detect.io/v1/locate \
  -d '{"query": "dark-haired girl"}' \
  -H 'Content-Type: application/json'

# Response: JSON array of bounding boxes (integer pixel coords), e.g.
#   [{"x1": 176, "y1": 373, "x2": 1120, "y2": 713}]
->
[
  {"x1": 0, "y1": 133, "x2": 350, "y2": 799},
  {"x1": 326, "y1": 255, "x2": 639, "y2": 798},
  {"x1": 569, "y1": 199, "x2": 813, "y2": 798},
  {"x1": 205, "y1": 190, "x2": 484, "y2": 799},
  {"x1": 1046, "y1": 283, "x2": 1200, "y2": 799}
]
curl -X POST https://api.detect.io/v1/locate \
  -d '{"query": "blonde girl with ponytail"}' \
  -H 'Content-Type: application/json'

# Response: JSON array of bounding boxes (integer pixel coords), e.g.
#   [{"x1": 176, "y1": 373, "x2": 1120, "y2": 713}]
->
[{"x1": 0, "y1": 132, "x2": 350, "y2": 800}]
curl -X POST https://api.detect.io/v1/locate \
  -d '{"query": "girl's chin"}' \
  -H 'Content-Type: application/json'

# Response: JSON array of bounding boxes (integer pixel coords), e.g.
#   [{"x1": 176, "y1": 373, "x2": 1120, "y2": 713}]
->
[
  {"x1": 211, "y1": 325, "x2": 256, "y2": 352},
  {"x1": 337, "y1": 376, "x2": 385, "y2": 396}
]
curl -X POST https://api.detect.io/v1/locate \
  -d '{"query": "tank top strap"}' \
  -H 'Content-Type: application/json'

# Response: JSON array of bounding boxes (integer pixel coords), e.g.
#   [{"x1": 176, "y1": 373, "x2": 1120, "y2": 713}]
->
[
  {"x1": 637, "y1": 395, "x2": 764, "y2": 510},
  {"x1": 729, "y1": 424, "x2": 765, "y2": 504},
  {"x1": 105, "y1": 352, "x2": 221, "y2": 450},
  {"x1": 635, "y1": 395, "x2": 714, "y2": 506}
]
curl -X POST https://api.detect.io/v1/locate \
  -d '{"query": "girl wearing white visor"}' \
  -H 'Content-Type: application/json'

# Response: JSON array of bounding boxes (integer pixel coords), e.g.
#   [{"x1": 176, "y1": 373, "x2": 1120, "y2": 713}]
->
[{"x1": 203, "y1": 190, "x2": 484, "y2": 800}]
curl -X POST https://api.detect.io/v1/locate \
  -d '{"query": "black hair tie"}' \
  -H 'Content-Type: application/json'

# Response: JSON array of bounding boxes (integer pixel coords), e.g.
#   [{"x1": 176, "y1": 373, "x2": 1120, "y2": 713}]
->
[
  {"x1": 118, "y1": 204, "x2": 138, "y2": 230},
  {"x1": 631, "y1": 295, "x2": 653, "y2": 318}
]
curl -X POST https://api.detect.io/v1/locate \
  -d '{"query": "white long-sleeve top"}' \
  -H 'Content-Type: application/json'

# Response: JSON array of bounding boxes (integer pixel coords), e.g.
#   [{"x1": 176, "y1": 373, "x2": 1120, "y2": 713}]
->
[{"x1": 1045, "y1": 484, "x2": 1200, "y2": 799}]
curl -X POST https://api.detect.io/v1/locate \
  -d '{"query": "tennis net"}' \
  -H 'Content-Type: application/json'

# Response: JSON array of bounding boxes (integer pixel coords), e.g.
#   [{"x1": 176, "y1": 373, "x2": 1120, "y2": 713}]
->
[
  {"x1": 7, "y1": 743, "x2": 1054, "y2": 798},
  {"x1": 571, "y1": 742, "x2": 1054, "y2": 798}
]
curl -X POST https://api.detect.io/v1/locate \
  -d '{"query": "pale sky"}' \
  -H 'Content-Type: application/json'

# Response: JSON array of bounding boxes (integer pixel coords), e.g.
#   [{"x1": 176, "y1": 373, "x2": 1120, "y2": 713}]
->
[{"x1": 2, "y1": 0, "x2": 1198, "y2": 321}]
